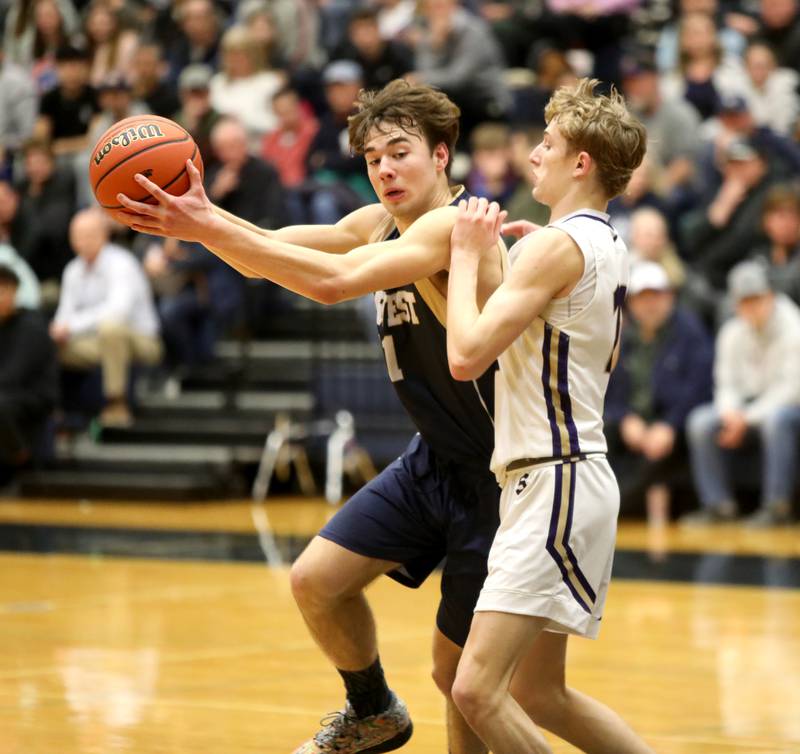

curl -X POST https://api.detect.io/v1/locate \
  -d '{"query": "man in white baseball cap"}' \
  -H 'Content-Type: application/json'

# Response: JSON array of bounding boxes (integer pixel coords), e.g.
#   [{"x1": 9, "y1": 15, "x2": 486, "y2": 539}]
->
[{"x1": 683, "y1": 259, "x2": 800, "y2": 526}]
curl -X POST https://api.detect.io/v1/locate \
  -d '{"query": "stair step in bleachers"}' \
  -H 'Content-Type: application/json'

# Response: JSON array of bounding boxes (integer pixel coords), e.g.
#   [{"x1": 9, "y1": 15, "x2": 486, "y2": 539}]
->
[
  {"x1": 20, "y1": 298, "x2": 413, "y2": 500},
  {"x1": 19, "y1": 468, "x2": 233, "y2": 501}
]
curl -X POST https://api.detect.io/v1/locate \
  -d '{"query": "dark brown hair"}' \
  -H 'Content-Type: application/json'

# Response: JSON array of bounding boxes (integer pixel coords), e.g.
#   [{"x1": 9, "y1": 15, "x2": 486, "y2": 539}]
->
[
  {"x1": 348, "y1": 79, "x2": 460, "y2": 176},
  {"x1": 762, "y1": 184, "x2": 800, "y2": 217}
]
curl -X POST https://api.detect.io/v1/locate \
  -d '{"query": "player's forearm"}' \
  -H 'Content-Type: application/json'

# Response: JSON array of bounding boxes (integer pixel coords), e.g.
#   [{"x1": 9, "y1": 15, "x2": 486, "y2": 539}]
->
[
  {"x1": 446, "y1": 249, "x2": 485, "y2": 380},
  {"x1": 201, "y1": 213, "x2": 349, "y2": 303},
  {"x1": 213, "y1": 205, "x2": 269, "y2": 236},
  {"x1": 212, "y1": 205, "x2": 358, "y2": 253}
]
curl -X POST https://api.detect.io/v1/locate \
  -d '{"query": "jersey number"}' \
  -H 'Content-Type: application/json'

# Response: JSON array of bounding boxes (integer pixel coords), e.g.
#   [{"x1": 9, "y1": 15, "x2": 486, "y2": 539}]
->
[
  {"x1": 605, "y1": 284, "x2": 627, "y2": 373},
  {"x1": 381, "y1": 335, "x2": 404, "y2": 382}
]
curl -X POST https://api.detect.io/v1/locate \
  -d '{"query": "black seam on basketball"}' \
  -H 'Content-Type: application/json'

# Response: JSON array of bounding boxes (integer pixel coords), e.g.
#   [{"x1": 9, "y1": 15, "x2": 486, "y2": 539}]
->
[
  {"x1": 99, "y1": 116, "x2": 190, "y2": 145},
  {"x1": 92, "y1": 134, "x2": 190, "y2": 192},
  {"x1": 101, "y1": 144, "x2": 199, "y2": 210}
]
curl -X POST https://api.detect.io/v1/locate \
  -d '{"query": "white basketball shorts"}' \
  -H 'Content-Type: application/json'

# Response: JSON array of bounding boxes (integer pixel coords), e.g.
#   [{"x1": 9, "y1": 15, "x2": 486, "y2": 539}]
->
[{"x1": 475, "y1": 457, "x2": 619, "y2": 639}]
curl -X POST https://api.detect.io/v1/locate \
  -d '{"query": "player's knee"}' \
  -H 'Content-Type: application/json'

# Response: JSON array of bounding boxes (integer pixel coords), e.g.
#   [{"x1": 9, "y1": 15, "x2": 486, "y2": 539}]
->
[
  {"x1": 451, "y1": 668, "x2": 498, "y2": 725},
  {"x1": 431, "y1": 656, "x2": 457, "y2": 698},
  {"x1": 289, "y1": 557, "x2": 326, "y2": 609}
]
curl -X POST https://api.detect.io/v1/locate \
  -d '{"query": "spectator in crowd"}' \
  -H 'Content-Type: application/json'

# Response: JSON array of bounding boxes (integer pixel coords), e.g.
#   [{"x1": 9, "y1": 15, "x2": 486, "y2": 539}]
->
[
  {"x1": 15, "y1": 139, "x2": 75, "y2": 307},
  {"x1": 261, "y1": 86, "x2": 319, "y2": 189},
  {"x1": 680, "y1": 138, "x2": 777, "y2": 290},
  {"x1": 173, "y1": 64, "x2": 222, "y2": 169},
  {"x1": 335, "y1": 7, "x2": 413, "y2": 91},
  {"x1": 0, "y1": 46, "x2": 38, "y2": 180},
  {"x1": 235, "y1": 0, "x2": 288, "y2": 70},
  {"x1": 303, "y1": 60, "x2": 373, "y2": 223},
  {"x1": 684, "y1": 259, "x2": 800, "y2": 526},
  {"x1": 751, "y1": 184, "x2": 800, "y2": 304},
  {"x1": 237, "y1": 0, "x2": 324, "y2": 71},
  {"x1": 620, "y1": 51, "x2": 701, "y2": 202},
  {"x1": 34, "y1": 44, "x2": 100, "y2": 159},
  {"x1": 166, "y1": 0, "x2": 223, "y2": 84},
  {"x1": 51, "y1": 208, "x2": 162, "y2": 427},
  {"x1": 0, "y1": 264, "x2": 58, "y2": 486},
  {"x1": 605, "y1": 261, "x2": 713, "y2": 521},
  {"x1": 261, "y1": 86, "x2": 319, "y2": 224},
  {"x1": 660, "y1": 10, "x2": 747, "y2": 120},
  {"x1": 206, "y1": 118, "x2": 287, "y2": 230},
  {"x1": 374, "y1": 0, "x2": 416, "y2": 42},
  {"x1": 83, "y1": 0, "x2": 139, "y2": 88},
  {"x1": 0, "y1": 180, "x2": 35, "y2": 258},
  {"x1": 478, "y1": 0, "x2": 542, "y2": 70},
  {"x1": 130, "y1": 41, "x2": 181, "y2": 120},
  {"x1": 464, "y1": 122, "x2": 519, "y2": 206},
  {"x1": 608, "y1": 154, "x2": 669, "y2": 245},
  {"x1": 209, "y1": 24, "x2": 287, "y2": 139},
  {"x1": 752, "y1": 0, "x2": 800, "y2": 71},
  {"x1": 542, "y1": 0, "x2": 633, "y2": 88},
  {"x1": 3, "y1": 0, "x2": 80, "y2": 70},
  {"x1": 410, "y1": 0, "x2": 511, "y2": 141},
  {"x1": 629, "y1": 207, "x2": 686, "y2": 289},
  {"x1": 148, "y1": 118, "x2": 286, "y2": 369},
  {"x1": 655, "y1": 0, "x2": 748, "y2": 74},
  {"x1": 741, "y1": 40, "x2": 799, "y2": 136},
  {"x1": 0, "y1": 243, "x2": 41, "y2": 310},
  {"x1": 695, "y1": 94, "x2": 800, "y2": 203},
  {"x1": 510, "y1": 43, "x2": 577, "y2": 126}
]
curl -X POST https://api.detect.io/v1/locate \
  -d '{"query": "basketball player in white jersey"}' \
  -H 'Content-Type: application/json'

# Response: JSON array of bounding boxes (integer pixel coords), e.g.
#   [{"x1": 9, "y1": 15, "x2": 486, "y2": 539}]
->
[{"x1": 445, "y1": 79, "x2": 655, "y2": 753}]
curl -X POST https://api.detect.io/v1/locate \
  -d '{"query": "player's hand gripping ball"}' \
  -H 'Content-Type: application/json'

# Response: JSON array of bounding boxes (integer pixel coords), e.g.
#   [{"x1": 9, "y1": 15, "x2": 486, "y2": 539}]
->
[{"x1": 88, "y1": 115, "x2": 203, "y2": 215}]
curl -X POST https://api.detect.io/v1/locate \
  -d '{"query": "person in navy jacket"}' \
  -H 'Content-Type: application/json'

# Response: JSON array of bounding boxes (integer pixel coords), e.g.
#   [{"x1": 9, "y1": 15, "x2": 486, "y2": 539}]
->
[{"x1": 605, "y1": 261, "x2": 713, "y2": 521}]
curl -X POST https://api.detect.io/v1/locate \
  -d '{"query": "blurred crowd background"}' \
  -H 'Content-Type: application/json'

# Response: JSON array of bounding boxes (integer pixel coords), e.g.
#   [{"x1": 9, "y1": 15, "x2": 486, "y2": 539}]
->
[{"x1": 1, "y1": 0, "x2": 800, "y2": 526}]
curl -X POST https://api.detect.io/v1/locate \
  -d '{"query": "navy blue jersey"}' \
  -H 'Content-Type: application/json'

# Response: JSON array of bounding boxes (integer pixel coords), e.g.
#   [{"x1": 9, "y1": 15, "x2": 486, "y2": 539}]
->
[{"x1": 372, "y1": 189, "x2": 497, "y2": 466}]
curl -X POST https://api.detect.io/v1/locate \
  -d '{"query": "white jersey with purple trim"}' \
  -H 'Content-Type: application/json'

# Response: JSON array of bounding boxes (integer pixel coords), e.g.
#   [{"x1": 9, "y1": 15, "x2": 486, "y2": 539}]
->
[{"x1": 490, "y1": 209, "x2": 629, "y2": 484}]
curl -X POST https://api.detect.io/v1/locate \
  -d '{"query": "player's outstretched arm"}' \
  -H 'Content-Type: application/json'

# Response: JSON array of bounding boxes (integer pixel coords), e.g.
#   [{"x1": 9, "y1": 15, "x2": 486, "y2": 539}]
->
[
  {"x1": 213, "y1": 203, "x2": 386, "y2": 255},
  {"x1": 116, "y1": 160, "x2": 457, "y2": 303},
  {"x1": 116, "y1": 159, "x2": 382, "y2": 265},
  {"x1": 447, "y1": 197, "x2": 582, "y2": 381}
]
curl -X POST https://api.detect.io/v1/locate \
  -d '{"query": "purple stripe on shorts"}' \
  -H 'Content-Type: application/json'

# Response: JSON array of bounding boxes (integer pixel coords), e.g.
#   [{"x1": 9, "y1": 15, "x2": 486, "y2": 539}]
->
[
  {"x1": 562, "y1": 463, "x2": 597, "y2": 603},
  {"x1": 546, "y1": 464, "x2": 591, "y2": 614}
]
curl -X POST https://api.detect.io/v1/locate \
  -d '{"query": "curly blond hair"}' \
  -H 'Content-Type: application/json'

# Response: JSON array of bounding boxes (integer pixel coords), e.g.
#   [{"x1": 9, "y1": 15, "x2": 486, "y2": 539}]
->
[{"x1": 545, "y1": 78, "x2": 647, "y2": 199}]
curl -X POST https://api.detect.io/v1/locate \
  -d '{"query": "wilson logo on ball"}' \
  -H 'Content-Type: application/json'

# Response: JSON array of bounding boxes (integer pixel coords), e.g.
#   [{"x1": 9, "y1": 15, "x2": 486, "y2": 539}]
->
[{"x1": 93, "y1": 123, "x2": 165, "y2": 166}]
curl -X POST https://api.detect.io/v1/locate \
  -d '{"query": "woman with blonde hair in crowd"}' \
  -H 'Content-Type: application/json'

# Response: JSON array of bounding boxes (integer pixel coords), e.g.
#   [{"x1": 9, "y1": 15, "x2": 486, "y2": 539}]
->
[{"x1": 209, "y1": 24, "x2": 287, "y2": 139}]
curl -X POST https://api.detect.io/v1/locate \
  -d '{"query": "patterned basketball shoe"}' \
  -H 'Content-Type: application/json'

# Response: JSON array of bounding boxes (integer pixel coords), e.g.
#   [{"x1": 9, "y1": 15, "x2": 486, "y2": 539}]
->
[{"x1": 291, "y1": 693, "x2": 413, "y2": 754}]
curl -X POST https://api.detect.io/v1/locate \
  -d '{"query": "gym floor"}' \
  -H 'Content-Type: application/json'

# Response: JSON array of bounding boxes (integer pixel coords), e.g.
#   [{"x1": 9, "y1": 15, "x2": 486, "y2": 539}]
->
[{"x1": 1, "y1": 497, "x2": 798, "y2": 753}]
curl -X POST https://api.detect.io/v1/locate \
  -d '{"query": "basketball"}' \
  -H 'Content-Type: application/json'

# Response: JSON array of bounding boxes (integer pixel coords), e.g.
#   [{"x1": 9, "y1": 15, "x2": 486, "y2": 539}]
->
[{"x1": 88, "y1": 114, "x2": 203, "y2": 211}]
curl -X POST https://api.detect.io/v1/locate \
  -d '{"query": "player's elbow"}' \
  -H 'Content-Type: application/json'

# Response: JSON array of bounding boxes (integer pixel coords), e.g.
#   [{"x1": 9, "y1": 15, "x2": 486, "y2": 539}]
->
[
  {"x1": 316, "y1": 268, "x2": 366, "y2": 305},
  {"x1": 313, "y1": 276, "x2": 348, "y2": 305},
  {"x1": 448, "y1": 353, "x2": 482, "y2": 382}
]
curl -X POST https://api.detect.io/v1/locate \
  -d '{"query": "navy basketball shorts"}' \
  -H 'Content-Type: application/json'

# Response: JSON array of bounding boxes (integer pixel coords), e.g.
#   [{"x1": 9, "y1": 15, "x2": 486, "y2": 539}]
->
[{"x1": 319, "y1": 434, "x2": 501, "y2": 647}]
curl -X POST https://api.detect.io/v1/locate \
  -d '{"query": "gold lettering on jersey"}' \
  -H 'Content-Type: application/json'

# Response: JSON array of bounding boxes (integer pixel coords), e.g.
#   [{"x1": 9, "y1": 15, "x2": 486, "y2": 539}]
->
[
  {"x1": 93, "y1": 123, "x2": 165, "y2": 166},
  {"x1": 374, "y1": 290, "x2": 419, "y2": 326}
]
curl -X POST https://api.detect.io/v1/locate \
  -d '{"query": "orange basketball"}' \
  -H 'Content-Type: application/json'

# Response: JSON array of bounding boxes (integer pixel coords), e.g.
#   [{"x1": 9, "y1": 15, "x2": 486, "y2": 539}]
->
[{"x1": 88, "y1": 114, "x2": 203, "y2": 211}]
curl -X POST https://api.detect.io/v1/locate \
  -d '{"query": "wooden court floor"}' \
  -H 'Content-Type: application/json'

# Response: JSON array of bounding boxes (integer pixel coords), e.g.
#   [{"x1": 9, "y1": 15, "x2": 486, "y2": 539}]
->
[{"x1": 1, "y1": 497, "x2": 799, "y2": 754}]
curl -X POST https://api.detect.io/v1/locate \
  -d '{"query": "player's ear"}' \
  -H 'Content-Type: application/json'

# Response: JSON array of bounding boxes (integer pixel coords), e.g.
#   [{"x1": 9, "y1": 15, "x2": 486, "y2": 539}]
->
[
  {"x1": 434, "y1": 143, "x2": 449, "y2": 172},
  {"x1": 575, "y1": 151, "x2": 592, "y2": 177}
]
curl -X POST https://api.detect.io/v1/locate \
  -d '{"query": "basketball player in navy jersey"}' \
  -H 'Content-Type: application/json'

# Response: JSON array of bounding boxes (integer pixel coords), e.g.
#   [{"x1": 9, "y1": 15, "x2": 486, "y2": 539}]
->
[
  {"x1": 115, "y1": 80, "x2": 500, "y2": 754},
  {"x1": 445, "y1": 79, "x2": 655, "y2": 753}
]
